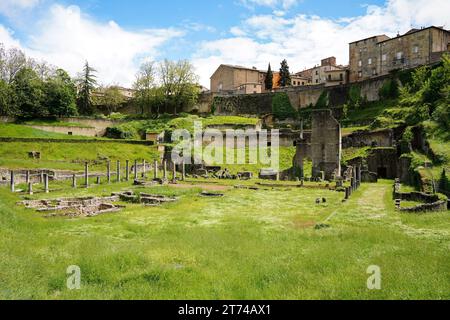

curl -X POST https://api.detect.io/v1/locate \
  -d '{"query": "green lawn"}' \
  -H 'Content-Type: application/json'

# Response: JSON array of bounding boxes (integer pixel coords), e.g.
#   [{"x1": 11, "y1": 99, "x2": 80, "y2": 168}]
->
[
  {"x1": 0, "y1": 141, "x2": 160, "y2": 171},
  {"x1": 0, "y1": 180, "x2": 448, "y2": 300}
]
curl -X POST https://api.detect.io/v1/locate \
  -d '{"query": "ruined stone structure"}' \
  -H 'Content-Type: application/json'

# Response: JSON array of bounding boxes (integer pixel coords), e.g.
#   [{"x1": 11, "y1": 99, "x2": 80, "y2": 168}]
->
[
  {"x1": 294, "y1": 110, "x2": 342, "y2": 180},
  {"x1": 311, "y1": 110, "x2": 342, "y2": 180}
]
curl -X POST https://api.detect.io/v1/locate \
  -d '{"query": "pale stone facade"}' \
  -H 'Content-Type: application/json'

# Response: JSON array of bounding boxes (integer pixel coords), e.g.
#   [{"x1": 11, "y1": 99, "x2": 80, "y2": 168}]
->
[
  {"x1": 349, "y1": 26, "x2": 450, "y2": 83},
  {"x1": 210, "y1": 65, "x2": 265, "y2": 93}
]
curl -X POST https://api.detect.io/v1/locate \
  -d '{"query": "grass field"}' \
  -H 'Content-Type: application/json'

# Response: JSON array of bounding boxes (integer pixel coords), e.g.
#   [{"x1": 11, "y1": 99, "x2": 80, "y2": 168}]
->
[
  {"x1": 0, "y1": 140, "x2": 160, "y2": 171},
  {"x1": 0, "y1": 179, "x2": 449, "y2": 300}
]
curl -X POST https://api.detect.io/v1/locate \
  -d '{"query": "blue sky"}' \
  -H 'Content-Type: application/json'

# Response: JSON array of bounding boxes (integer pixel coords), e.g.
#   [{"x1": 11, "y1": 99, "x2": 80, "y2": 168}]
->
[{"x1": 0, "y1": 0, "x2": 448, "y2": 87}]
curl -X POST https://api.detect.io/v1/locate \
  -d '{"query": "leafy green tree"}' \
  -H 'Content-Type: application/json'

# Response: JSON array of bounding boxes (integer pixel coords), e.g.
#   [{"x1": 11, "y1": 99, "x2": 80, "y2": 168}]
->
[
  {"x1": 97, "y1": 86, "x2": 126, "y2": 115},
  {"x1": 12, "y1": 67, "x2": 46, "y2": 117},
  {"x1": 0, "y1": 79, "x2": 17, "y2": 116},
  {"x1": 278, "y1": 59, "x2": 291, "y2": 87},
  {"x1": 77, "y1": 61, "x2": 97, "y2": 115},
  {"x1": 265, "y1": 63, "x2": 273, "y2": 91},
  {"x1": 159, "y1": 59, "x2": 199, "y2": 115},
  {"x1": 134, "y1": 62, "x2": 159, "y2": 115},
  {"x1": 45, "y1": 69, "x2": 77, "y2": 117}
]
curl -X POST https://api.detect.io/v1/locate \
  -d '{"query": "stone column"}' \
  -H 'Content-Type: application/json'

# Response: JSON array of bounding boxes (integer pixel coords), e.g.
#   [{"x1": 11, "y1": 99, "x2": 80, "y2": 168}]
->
[
  {"x1": 10, "y1": 171, "x2": 15, "y2": 193},
  {"x1": 96, "y1": 176, "x2": 101, "y2": 185},
  {"x1": 182, "y1": 161, "x2": 186, "y2": 181},
  {"x1": 107, "y1": 161, "x2": 111, "y2": 184},
  {"x1": 172, "y1": 162, "x2": 177, "y2": 183},
  {"x1": 84, "y1": 162, "x2": 89, "y2": 188},
  {"x1": 357, "y1": 166, "x2": 362, "y2": 187},
  {"x1": 125, "y1": 160, "x2": 130, "y2": 182},
  {"x1": 163, "y1": 160, "x2": 167, "y2": 180},
  {"x1": 28, "y1": 182, "x2": 33, "y2": 195},
  {"x1": 134, "y1": 160, "x2": 138, "y2": 180},
  {"x1": 117, "y1": 160, "x2": 121, "y2": 182},
  {"x1": 142, "y1": 160, "x2": 146, "y2": 179},
  {"x1": 44, "y1": 173, "x2": 49, "y2": 193},
  {"x1": 72, "y1": 174, "x2": 77, "y2": 188},
  {"x1": 154, "y1": 160, "x2": 158, "y2": 179},
  {"x1": 40, "y1": 171, "x2": 44, "y2": 184},
  {"x1": 345, "y1": 187, "x2": 350, "y2": 200},
  {"x1": 26, "y1": 171, "x2": 30, "y2": 184}
]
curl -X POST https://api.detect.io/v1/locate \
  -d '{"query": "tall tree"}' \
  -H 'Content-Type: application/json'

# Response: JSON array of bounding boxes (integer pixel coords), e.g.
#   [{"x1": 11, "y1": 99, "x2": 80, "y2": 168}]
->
[
  {"x1": 45, "y1": 69, "x2": 78, "y2": 117},
  {"x1": 265, "y1": 63, "x2": 273, "y2": 91},
  {"x1": 278, "y1": 59, "x2": 291, "y2": 87},
  {"x1": 0, "y1": 79, "x2": 16, "y2": 116},
  {"x1": 159, "y1": 59, "x2": 199, "y2": 115},
  {"x1": 77, "y1": 61, "x2": 97, "y2": 115},
  {"x1": 12, "y1": 67, "x2": 46, "y2": 117},
  {"x1": 97, "y1": 86, "x2": 126, "y2": 115},
  {"x1": 0, "y1": 47, "x2": 27, "y2": 83},
  {"x1": 134, "y1": 62, "x2": 159, "y2": 115}
]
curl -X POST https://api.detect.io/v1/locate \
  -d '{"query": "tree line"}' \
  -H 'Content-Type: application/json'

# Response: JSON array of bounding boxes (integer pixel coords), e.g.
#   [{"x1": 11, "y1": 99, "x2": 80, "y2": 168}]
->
[{"x1": 0, "y1": 43, "x2": 200, "y2": 118}]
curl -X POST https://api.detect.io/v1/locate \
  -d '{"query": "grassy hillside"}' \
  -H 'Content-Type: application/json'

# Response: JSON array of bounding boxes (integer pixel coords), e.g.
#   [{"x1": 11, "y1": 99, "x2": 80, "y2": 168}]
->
[{"x1": 0, "y1": 141, "x2": 160, "y2": 171}]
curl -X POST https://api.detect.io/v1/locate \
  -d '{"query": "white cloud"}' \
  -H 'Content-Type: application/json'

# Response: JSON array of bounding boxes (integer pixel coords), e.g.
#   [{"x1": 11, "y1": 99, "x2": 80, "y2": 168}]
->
[
  {"x1": 0, "y1": 4, "x2": 183, "y2": 86},
  {"x1": 193, "y1": 0, "x2": 450, "y2": 87},
  {"x1": 0, "y1": 0, "x2": 40, "y2": 18},
  {"x1": 0, "y1": 25, "x2": 23, "y2": 49},
  {"x1": 239, "y1": 0, "x2": 299, "y2": 10}
]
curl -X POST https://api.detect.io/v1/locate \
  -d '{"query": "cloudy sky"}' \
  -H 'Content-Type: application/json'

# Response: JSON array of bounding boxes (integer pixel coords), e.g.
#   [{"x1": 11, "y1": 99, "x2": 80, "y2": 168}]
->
[{"x1": 0, "y1": 0, "x2": 449, "y2": 88}]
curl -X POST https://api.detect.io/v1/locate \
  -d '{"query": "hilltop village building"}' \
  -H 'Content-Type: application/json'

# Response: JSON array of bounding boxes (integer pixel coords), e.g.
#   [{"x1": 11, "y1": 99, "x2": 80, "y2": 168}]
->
[
  {"x1": 210, "y1": 64, "x2": 306, "y2": 94},
  {"x1": 296, "y1": 57, "x2": 349, "y2": 86},
  {"x1": 209, "y1": 26, "x2": 450, "y2": 95},
  {"x1": 349, "y1": 26, "x2": 450, "y2": 82}
]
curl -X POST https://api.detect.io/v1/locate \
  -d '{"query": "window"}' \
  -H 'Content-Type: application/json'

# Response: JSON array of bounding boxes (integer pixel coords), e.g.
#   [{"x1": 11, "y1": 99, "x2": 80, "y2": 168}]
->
[
  {"x1": 382, "y1": 54, "x2": 387, "y2": 61},
  {"x1": 316, "y1": 79, "x2": 319, "y2": 83},
  {"x1": 368, "y1": 58, "x2": 372, "y2": 65},
  {"x1": 372, "y1": 68, "x2": 377, "y2": 75},
  {"x1": 254, "y1": 84, "x2": 257, "y2": 88},
  {"x1": 413, "y1": 46, "x2": 419, "y2": 54},
  {"x1": 328, "y1": 75, "x2": 332, "y2": 81},
  {"x1": 358, "y1": 60, "x2": 362, "y2": 67},
  {"x1": 396, "y1": 52, "x2": 403, "y2": 60},
  {"x1": 302, "y1": 82, "x2": 305, "y2": 85},
  {"x1": 358, "y1": 71, "x2": 362, "y2": 78},
  {"x1": 315, "y1": 70, "x2": 318, "y2": 75},
  {"x1": 340, "y1": 73, "x2": 343, "y2": 81}
]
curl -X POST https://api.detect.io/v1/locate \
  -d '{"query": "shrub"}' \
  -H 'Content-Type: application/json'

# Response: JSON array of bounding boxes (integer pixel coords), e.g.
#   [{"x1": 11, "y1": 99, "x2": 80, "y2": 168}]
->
[
  {"x1": 379, "y1": 79, "x2": 399, "y2": 99},
  {"x1": 314, "y1": 91, "x2": 329, "y2": 109},
  {"x1": 272, "y1": 93, "x2": 297, "y2": 120}
]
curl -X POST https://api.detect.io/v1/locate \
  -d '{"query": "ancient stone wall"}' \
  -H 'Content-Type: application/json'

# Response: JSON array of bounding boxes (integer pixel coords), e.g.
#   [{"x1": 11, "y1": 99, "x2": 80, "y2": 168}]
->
[
  {"x1": 311, "y1": 110, "x2": 342, "y2": 179},
  {"x1": 59, "y1": 118, "x2": 123, "y2": 136},
  {"x1": 343, "y1": 129, "x2": 394, "y2": 148},
  {"x1": 367, "y1": 148, "x2": 398, "y2": 179},
  {"x1": 28, "y1": 125, "x2": 98, "y2": 137},
  {"x1": 208, "y1": 75, "x2": 392, "y2": 116}
]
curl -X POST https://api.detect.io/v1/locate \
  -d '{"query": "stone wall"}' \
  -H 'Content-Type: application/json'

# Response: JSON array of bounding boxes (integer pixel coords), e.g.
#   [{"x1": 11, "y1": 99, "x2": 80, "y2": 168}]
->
[
  {"x1": 28, "y1": 125, "x2": 98, "y2": 137},
  {"x1": 59, "y1": 117, "x2": 123, "y2": 136},
  {"x1": 209, "y1": 74, "x2": 392, "y2": 116},
  {"x1": 367, "y1": 148, "x2": 398, "y2": 179},
  {"x1": 343, "y1": 129, "x2": 394, "y2": 148}
]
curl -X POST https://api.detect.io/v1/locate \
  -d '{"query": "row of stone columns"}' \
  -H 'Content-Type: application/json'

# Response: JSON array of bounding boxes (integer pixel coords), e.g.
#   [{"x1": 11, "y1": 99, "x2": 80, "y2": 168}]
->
[
  {"x1": 345, "y1": 165, "x2": 362, "y2": 200},
  {"x1": 9, "y1": 160, "x2": 187, "y2": 194}
]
